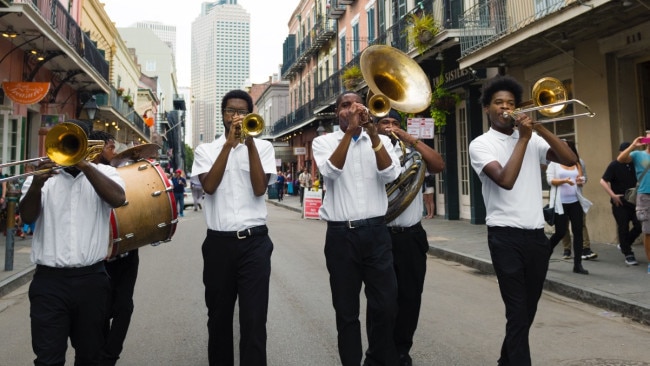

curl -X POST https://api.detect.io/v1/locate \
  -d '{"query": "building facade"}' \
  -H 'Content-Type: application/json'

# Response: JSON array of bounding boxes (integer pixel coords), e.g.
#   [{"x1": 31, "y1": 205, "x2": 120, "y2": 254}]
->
[{"x1": 191, "y1": 1, "x2": 250, "y2": 145}]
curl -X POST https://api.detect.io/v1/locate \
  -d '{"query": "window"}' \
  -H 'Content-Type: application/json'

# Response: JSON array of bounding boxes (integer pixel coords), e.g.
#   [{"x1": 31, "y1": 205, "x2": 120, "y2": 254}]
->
[
  {"x1": 352, "y1": 23, "x2": 360, "y2": 56},
  {"x1": 367, "y1": 7, "x2": 376, "y2": 44},
  {"x1": 340, "y1": 35, "x2": 346, "y2": 66}
]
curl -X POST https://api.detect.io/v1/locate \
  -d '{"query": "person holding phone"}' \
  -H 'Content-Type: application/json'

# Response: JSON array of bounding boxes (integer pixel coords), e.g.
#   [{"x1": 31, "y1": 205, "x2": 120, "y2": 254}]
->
[{"x1": 617, "y1": 131, "x2": 650, "y2": 274}]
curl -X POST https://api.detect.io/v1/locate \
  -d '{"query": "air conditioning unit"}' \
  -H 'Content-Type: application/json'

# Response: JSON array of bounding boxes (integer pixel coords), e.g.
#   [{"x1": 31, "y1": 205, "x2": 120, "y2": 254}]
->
[{"x1": 0, "y1": 88, "x2": 14, "y2": 111}]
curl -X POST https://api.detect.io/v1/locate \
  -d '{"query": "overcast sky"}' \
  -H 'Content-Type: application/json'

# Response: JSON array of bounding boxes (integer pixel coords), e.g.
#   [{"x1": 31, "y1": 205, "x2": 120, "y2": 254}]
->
[{"x1": 103, "y1": 0, "x2": 300, "y2": 86}]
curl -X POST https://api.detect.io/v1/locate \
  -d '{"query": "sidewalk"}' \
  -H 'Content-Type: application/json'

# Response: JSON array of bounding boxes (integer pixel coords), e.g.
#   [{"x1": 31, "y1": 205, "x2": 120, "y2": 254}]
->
[
  {"x1": 268, "y1": 192, "x2": 650, "y2": 326},
  {"x1": 2, "y1": 193, "x2": 649, "y2": 325}
]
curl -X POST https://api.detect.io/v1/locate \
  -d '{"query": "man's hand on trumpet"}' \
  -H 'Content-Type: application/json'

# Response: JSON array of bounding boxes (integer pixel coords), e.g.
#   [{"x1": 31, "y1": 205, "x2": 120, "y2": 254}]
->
[{"x1": 226, "y1": 114, "x2": 243, "y2": 148}]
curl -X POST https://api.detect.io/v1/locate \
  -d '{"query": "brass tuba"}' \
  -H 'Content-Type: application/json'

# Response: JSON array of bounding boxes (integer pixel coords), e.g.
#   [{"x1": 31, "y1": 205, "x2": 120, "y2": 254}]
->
[{"x1": 360, "y1": 45, "x2": 431, "y2": 222}]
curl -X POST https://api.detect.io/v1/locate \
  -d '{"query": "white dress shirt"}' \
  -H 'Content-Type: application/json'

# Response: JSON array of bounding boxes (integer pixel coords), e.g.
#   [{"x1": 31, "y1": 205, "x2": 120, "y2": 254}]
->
[
  {"x1": 313, "y1": 129, "x2": 400, "y2": 221},
  {"x1": 192, "y1": 135, "x2": 277, "y2": 231},
  {"x1": 21, "y1": 164, "x2": 125, "y2": 267},
  {"x1": 387, "y1": 142, "x2": 424, "y2": 227}
]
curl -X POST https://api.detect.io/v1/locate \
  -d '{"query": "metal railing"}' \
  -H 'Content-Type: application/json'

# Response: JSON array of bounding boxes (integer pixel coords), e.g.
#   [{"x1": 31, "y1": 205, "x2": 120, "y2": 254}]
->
[
  {"x1": 13, "y1": 0, "x2": 109, "y2": 80},
  {"x1": 95, "y1": 87, "x2": 151, "y2": 140},
  {"x1": 459, "y1": 0, "x2": 581, "y2": 57}
]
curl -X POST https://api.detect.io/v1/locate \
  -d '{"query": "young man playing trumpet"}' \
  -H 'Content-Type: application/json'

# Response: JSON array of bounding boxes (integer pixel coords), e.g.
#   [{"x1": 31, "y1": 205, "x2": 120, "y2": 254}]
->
[
  {"x1": 375, "y1": 109, "x2": 444, "y2": 366},
  {"x1": 192, "y1": 90, "x2": 276, "y2": 365},
  {"x1": 312, "y1": 91, "x2": 402, "y2": 366}
]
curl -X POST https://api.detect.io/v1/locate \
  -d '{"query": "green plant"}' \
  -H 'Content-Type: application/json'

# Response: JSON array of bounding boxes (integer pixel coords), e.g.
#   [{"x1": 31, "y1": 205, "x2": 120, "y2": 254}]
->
[
  {"x1": 342, "y1": 65, "x2": 363, "y2": 89},
  {"x1": 407, "y1": 13, "x2": 439, "y2": 55},
  {"x1": 429, "y1": 75, "x2": 460, "y2": 132}
]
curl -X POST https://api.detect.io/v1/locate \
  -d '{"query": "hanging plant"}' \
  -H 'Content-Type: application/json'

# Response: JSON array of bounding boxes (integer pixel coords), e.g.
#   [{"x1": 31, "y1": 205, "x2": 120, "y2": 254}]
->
[
  {"x1": 429, "y1": 75, "x2": 460, "y2": 133},
  {"x1": 407, "y1": 13, "x2": 439, "y2": 55},
  {"x1": 116, "y1": 87, "x2": 124, "y2": 96},
  {"x1": 342, "y1": 65, "x2": 363, "y2": 90},
  {"x1": 123, "y1": 94, "x2": 132, "y2": 103}
]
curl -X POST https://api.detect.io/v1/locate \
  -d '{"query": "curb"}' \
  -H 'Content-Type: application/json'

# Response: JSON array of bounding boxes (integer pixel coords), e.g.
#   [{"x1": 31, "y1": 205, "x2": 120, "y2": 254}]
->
[{"x1": 0, "y1": 266, "x2": 35, "y2": 298}]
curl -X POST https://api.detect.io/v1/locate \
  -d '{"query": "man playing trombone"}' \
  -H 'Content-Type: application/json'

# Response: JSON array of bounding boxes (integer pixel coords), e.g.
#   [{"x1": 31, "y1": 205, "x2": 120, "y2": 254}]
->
[
  {"x1": 376, "y1": 109, "x2": 444, "y2": 366},
  {"x1": 20, "y1": 120, "x2": 126, "y2": 365},
  {"x1": 468, "y1": 76, "x2": 577, "y2": 366}
]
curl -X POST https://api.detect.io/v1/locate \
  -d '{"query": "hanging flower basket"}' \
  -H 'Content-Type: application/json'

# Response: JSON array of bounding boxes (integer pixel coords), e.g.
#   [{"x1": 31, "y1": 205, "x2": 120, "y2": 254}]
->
[
  {"x1": 116, "y1": 88, "x2": 124, "y2": 96},
  {"x1": 342, "y1": 65, "x2": 363, "y2": 90},
  {"x1": 433, "y1": 95, "x2": 457, "y2": 112}
]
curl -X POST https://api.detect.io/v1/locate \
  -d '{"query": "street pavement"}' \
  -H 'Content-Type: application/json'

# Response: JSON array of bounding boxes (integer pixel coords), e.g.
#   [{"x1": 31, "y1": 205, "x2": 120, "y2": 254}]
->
[{"x1": 1, "y1": 192, "x2": 649, "y2": 325}]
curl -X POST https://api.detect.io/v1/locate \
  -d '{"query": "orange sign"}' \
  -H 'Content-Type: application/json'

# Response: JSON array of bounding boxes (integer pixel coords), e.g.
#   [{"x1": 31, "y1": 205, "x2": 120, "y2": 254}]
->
[
  {"x1": 2, "y1": 82, "x2": 50, "y2": 104},
  {"x1": 144, "y1": 117, "x2": 154, "y2": 127}
]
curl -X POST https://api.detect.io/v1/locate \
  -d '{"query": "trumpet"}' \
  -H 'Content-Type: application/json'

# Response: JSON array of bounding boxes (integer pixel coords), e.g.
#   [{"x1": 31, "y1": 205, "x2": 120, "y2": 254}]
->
[
  {"x1": 504, "y1": 77, "x2": 595, "y2": 123},
  {"x1": 0, "y1": 122, "x2": 104, "y2": 184},
  {"x1": 239, "y1": 113, "x2": 264, "y2": 142}
]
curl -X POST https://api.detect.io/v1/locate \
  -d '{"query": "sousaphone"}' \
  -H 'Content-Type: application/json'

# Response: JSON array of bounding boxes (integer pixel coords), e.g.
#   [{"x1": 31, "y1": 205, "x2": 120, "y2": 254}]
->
[{"x1": 360, "y1": 45, "x2": 432, "y2": 222}]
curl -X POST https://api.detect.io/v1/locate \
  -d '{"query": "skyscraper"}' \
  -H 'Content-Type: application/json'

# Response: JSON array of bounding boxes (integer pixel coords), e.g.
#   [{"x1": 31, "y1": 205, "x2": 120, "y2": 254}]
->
[
  {"x1": 191, "y1": 1, "x2": 250, "y2": 145},
  {"x1": 133, "y1": 21, "x2": 177, "y2": 57}
]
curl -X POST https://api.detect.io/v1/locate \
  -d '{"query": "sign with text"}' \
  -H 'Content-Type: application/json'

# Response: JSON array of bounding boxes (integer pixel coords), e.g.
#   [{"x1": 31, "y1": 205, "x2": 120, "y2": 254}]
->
[
  {"x1": 293, "y1": 147, "x2": 307, "y2": 155},
  {"x1": 406, "y1": 118, "x2": 435, "y2": 139},
  {"x1": 303, "y1": 190, "x2": 322, "y2": 219}
]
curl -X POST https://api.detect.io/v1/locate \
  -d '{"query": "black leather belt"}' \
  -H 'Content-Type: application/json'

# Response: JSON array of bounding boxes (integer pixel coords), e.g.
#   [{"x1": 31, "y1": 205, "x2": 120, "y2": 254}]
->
[
  {"x1": 327, "y1": 216, "x2": 385, "y2": 229},
  {"x1": 36, "y1": 261, "x2": 105, "y2": 276},
  {"x1": 208, "y1": 225, "x2": 268, "y2": 239},
  {"x1": 388, "y1": 222, "x2": 422, "y2": 234}
]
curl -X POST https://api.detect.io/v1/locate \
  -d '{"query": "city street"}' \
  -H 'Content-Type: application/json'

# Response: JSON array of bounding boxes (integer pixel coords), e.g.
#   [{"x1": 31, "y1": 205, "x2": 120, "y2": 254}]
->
[{"x1": 1, "y1": 204, "x2": 650, "y2": 365}]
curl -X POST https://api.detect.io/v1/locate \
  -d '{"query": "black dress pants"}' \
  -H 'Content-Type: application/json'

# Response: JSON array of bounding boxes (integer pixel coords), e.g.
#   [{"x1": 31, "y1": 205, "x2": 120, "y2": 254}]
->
[
  {"x1": 101, "y1": 249, "x2": 139, "y2": 365},
  {"x1": 487, "y1": 227, "x2": 550, "y2": 366},
  {"x1": 324, "y1": 222, "x2": 398, "y2": 366},
  {"x1": 389, "y1": 223, "x2": 429, "y2": 357},
  {"x1": 612, "y1": 200, "x2": 642, "y2": 255},
  {"x1": 29, "y1": 263, "x2": 110, "y2": 366},
  {"x1": 202, "y1": 230, "x2": 273, "y2": 366}
]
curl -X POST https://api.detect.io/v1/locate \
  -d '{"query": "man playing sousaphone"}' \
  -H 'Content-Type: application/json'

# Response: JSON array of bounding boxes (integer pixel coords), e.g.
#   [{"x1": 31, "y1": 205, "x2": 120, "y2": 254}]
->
[
  {"x1": 375, "y1": 109, "x2": 444, "y2": 366},
  {"x1": 20, "y1": 120, "x2": 126, "y2": 365}
]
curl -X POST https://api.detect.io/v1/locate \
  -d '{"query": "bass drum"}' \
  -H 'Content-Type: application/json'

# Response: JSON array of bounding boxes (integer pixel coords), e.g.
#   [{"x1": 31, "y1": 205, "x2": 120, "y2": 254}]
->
[{"x1": 106, "y1": 159, "x2": 178, "y2": 259}]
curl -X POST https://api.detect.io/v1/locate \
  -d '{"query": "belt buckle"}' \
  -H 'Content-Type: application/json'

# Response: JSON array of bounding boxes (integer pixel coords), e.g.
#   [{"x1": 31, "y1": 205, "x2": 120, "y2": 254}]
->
[
  {"x1": 347, "y1": 220, "x2": 357, "y2": 229},
  {"x1": 236, "y1": 229, "x2": 251, "y2": 239}
]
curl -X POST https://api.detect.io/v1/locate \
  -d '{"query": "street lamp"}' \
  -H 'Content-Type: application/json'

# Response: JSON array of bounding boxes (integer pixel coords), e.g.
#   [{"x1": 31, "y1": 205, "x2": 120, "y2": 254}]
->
[
  {"x1": 316, "y1": 122, "x2": 326, "y2": 136},
  {"x1": 82, "y1": 95, "x2": 99, "y2": 121}
]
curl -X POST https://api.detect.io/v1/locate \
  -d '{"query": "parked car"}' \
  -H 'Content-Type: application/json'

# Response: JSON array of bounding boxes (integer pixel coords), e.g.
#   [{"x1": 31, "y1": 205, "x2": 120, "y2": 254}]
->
[{"x1": 183, "y1": 187, "x2": 194, "y2": 208}]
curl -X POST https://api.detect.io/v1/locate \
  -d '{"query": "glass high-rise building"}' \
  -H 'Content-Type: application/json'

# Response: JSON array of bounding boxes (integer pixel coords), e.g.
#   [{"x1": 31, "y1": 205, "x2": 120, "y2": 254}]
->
[{"x1": 191, "y1": 1, "x2": 250, "y2": 145}]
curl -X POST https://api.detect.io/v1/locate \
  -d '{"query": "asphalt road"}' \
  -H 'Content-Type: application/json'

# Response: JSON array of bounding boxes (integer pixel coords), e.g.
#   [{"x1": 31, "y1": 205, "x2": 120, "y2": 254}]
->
[{"x1": 1, "y1": 204, "x2": 650, "y2": 365}]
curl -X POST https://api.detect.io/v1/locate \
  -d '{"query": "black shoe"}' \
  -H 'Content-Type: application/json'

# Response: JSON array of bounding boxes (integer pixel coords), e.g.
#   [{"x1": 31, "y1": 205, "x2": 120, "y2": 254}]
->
[
  {"x1": 573, "y1": 265, "x2": 589, "y2": 275},
  {"x1": 398, "y1": 354, "x2": 412, "y2": 366}
]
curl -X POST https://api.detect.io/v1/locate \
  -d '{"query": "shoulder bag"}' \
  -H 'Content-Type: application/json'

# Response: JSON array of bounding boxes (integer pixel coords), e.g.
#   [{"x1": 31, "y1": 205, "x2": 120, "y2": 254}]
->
[
  {"x1": 543, "y1": 187, "x2": 558, "y2": 226},
  {"x1": 624, "y1": 164, "x2": 650, "y2": 205}
]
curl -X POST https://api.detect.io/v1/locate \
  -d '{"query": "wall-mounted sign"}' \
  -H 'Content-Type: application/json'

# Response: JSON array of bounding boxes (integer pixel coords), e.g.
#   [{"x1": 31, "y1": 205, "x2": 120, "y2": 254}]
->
[
  {"x1": 2, "y1": 82, "x2": 50, "y2": 104},
  {"x1": 293, "y1": 147, "x2": 307, "y2": 155},
  {"x1": 406, "y1": 118, "x2": 435, "y2": 139}
]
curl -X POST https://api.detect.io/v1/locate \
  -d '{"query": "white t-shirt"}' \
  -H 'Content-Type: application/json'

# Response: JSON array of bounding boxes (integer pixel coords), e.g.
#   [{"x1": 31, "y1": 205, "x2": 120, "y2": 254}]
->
[
  {"x1": 192, "y1": 135, "x2": 277, "y2": 231},
  {"x1": 469, "y1": 128, "x2": 549, "y2": 229}
]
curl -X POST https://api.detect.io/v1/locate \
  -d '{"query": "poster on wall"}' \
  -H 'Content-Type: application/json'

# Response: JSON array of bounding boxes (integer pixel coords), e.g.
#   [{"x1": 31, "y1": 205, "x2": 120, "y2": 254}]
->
[{"x1": 406, "y1": 118, "x2": 435, "y2": 139}]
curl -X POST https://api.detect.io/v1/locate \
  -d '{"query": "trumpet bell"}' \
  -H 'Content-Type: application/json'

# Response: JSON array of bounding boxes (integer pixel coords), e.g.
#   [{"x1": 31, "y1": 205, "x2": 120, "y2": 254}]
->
[
  {"x1": 532, "y1": 77, "x2": 567, "y2": 117},
  {"x1": 366, "y1": 91, "x2": 392, "y2": 117},
  {"x1": 242, "y1": 113, "x2": 264, "y2": 137},
  {"x1": 360, "y1": 45, "x2": 431, "y2": 114},
  {"x1": 44, "y1": 122, "x2": 89, "y2": 166}
]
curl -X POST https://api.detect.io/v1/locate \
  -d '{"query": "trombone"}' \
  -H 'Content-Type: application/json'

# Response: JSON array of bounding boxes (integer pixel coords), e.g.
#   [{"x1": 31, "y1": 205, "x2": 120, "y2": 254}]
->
[
  {"x1": 0, "y1": 122, "x2": 104, "y2": 184},
  {"x1": 504, "y1": 77, "x2": 595, "y2": 123}
]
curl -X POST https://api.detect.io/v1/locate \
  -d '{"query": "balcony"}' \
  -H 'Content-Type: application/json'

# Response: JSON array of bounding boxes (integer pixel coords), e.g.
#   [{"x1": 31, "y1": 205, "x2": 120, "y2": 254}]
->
[
  {"x1": 457, "y1": 0, "x2": 650, "y2": 69},
  {"x1": 327, "y1": 0, "x2": 346, "y2": 19},
  {"x1": 0, "y1": 0, "x2": 109, "y2": 89},
  {"x1": 94, "y1": 87, "x2": 151, "y2": 141},
  {"x1": 281, "y1": 17, "x2": 337, "y2": 79}
]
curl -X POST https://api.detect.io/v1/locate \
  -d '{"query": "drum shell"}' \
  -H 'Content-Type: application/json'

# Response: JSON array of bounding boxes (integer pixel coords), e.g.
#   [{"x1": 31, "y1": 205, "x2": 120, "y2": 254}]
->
[{"x1": 107, "y1": 160, "x2": 178, "y2": 258}]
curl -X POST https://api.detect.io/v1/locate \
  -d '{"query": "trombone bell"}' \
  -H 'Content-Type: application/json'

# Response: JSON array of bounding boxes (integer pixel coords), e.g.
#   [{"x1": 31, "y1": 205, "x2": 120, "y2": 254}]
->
[{"x1": 532, "y1": 77, "x2": 567, "y2": 117}]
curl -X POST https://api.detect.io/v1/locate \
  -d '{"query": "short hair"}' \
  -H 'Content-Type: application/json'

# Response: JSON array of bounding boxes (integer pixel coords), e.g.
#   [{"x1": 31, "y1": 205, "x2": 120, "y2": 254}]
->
[
  {"x1": 335, "y1": 90, "x2": 363, "y2": 110},
  {"x1": 566, "y1": 140, "x2": 580, "y2": 160},
  {"x1": 220, "y1": 90, "x2": 253, "y2": 116},
  {"x1": 479, "y1": 75, "x2": 523, "y2": 107},
  {"x1": 88, "y1": 130, "x2": 115, "y2": 143}
]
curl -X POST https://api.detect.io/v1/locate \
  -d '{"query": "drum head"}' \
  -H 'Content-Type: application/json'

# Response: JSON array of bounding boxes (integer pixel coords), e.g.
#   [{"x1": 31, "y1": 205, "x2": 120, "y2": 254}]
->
[{"x1": 111, "y1": 144, "x2": 161, "y2": 167}]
